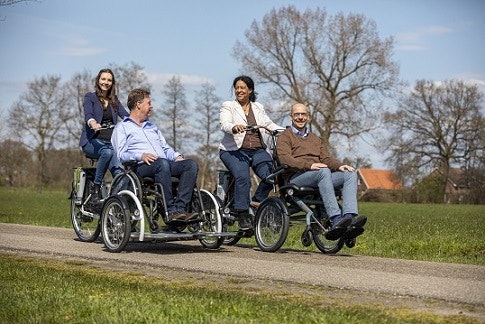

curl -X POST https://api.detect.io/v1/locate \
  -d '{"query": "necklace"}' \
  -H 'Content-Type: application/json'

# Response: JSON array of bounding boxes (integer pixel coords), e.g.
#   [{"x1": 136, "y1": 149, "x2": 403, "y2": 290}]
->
[{"x1": 241, "y1": 101, "x2": 250, "y2": 115}]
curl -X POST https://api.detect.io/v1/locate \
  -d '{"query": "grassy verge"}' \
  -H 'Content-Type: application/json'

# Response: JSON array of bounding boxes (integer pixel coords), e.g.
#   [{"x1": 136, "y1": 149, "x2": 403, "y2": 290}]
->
[
  {"x1": 0, "y1": 254, "x2": 476, "y2": 323},
  {"x1": 0, "y1": 187, "x2": 484, "y2": 265}
]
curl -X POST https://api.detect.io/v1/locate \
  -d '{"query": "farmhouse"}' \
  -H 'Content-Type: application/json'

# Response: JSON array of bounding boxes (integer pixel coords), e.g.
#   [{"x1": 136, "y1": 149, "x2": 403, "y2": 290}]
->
[{"x1": 357, "y1": 168, "x2": 403, "y2": 202}]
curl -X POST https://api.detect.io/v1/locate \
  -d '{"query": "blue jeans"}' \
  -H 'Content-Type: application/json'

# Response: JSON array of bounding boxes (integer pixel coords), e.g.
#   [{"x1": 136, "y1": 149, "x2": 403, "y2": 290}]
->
[
  {"x1": 136, "y1": 158, "x2": 198, "y2": 214},
  {"x1": 220, "y1": 148, "x2": 273, "y2": 211},
  {"x1": 82, "y1": 139, "x2": 123, "y2": 185},
  {"x1": 290, "y1": 169, "x2": 358, "y2": 217}
]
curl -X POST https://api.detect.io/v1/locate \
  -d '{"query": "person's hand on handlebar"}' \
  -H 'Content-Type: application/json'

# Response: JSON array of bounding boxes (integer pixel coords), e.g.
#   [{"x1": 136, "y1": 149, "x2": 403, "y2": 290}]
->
[
  {"x1": 232, "y1": 124, "x2": 247, "y2": 134},
  {"x1": 89, "y1": 120, "x2": 102, "y2": 131}
]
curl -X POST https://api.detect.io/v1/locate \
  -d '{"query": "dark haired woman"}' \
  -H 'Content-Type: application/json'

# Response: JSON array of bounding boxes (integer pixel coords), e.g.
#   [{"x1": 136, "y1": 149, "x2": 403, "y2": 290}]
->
[
  {"x1": 79, "y1": 69, "x2": 129, "y2": 206},
  {"x1": 219, "y1": 75, "x2": 282, "y2": 230}
]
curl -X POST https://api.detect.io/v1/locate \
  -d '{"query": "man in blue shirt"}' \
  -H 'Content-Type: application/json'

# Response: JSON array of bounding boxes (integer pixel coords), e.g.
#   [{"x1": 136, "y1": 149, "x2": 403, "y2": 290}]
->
[{"x1": 111, "y1": 88, "x2": 198, "y2": 222}]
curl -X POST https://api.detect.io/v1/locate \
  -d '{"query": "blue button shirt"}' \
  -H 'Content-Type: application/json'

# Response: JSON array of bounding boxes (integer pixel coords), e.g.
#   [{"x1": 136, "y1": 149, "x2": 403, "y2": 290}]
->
[
  {"x1": 290, "y1": 125, "x2": 309, "y2": 138},
  {"x1": 111, "y1": 117, "x2": 181, "y2": 163}
]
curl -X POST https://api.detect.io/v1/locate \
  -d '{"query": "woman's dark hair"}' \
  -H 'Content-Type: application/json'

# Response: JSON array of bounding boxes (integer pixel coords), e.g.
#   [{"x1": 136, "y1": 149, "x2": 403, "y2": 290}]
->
[
  {"x1": 127, "y1": 88, "x2": 150, "y2": 111},
  {"x1": 232, "y1": 75, "x2": 257, "y2": 102},
  {"x1": 95, "y1": 68, "x2": 118, "y2": 110}
]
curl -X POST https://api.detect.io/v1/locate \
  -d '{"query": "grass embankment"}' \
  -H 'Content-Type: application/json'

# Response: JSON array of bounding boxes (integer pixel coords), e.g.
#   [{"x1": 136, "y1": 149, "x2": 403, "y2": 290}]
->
[{"x1": 0, "y1": 254, "x2": 477, "y2": 323}]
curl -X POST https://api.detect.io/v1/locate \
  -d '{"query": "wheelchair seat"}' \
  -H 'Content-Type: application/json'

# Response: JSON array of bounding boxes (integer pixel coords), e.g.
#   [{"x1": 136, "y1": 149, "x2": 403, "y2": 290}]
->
[{"x1": 279, "y1": 183, "x2": 319, "y2": 197}]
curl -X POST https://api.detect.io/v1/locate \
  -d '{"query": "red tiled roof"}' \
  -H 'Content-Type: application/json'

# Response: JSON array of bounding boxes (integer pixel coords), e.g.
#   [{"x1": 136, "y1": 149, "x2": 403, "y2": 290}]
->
[{"x1": 358, "y1": 169, "x2": 402, "y2": 190}]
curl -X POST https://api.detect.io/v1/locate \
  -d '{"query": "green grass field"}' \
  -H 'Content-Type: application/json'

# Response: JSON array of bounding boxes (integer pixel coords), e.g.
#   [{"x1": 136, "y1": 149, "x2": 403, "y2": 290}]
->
[
  {"x1": 1, "y1": 187, "x2": 484, "y2": 323},
  {"x1": 0, "y1": 187, "x2": 484, "y2": 265}
]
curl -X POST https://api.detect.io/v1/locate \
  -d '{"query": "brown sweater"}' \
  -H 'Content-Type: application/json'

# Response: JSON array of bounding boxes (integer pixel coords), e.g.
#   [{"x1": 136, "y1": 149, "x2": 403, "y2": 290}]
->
[{"x1": 276, "y1": 127, "x2": 342, "y2": 173}]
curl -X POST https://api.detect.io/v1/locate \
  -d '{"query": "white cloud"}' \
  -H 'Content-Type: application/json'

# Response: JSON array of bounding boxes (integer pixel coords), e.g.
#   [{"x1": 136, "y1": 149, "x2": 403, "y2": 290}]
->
[
  {"x1": 396, "y1": 44, "x2": 426, "y2": 52},
  {"x1": 396, "y1": 25, "x2": 453, "y2": 52},
  {"x1": 55, "y1": 47, "x2": 107, "y2": 56},
  {"x1": 145, "y1": 72, "x2": 216, "y2": 89}
]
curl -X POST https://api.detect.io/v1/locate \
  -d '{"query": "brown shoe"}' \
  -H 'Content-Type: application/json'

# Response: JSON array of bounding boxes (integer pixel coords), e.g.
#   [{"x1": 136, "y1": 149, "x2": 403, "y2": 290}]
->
[
  {"x1": 170, "y1": 212, "x2": 187, "y2": 221},
  {"x1": 184, "y1": 212, "x2": 199, "y2": 220}
]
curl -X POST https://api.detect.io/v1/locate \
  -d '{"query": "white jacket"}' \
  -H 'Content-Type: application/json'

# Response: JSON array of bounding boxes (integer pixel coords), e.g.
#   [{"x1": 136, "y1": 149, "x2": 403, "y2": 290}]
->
[{"x1": 219, "y1": 100, "x2": 281, "y2": 151}]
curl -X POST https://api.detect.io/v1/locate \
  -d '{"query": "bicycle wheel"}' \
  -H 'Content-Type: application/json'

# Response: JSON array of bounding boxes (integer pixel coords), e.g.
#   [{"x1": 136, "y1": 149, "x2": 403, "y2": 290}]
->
[
  {"x1": 71, "y1": 180, "x2": 101, "y2": 242},
  {"x1": 311, "y1": 221, "x2": 345, "y2": 254},
  {"x1": 101, "y1": 196, "x2": 132, "y2": 253},
  {"x1": 196, "y1": 189, "x2": 224, "y2": 249},
  {"x1": 254, "y1": 197, "x2": 290, "y2": 252}
]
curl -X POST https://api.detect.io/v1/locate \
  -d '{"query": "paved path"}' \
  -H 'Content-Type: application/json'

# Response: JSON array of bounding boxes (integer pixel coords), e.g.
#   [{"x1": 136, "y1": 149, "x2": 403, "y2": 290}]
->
[{"x1": 1, "y1": 223, "x2": 484, "y2": 310}]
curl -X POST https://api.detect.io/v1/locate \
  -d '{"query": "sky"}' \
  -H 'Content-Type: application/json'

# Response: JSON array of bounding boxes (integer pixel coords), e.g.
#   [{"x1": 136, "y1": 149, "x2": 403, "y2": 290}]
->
[{"x1": 0, "y1": 0, "x2": 484, "y2": 168}]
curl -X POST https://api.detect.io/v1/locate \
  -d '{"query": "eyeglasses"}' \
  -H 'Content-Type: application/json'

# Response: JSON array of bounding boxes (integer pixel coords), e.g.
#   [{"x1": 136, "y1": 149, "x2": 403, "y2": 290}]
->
[{"x1": 292, "y1": 112, "x2": 309, "y2": 117}]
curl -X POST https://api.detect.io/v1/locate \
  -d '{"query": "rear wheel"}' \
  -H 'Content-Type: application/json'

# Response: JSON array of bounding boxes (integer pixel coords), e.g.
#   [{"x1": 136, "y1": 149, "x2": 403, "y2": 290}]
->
[
  {"x1": 101, "y1": 196, "x2": 132, "y2": 253},
  {"x1": 71, "y1": 180, "x2": 101, "y2": 242},
  {"x1": 254, "y1": 197, "x2": 290, "y2": 252},
  {"x1": 196, "y1": 190, "x2": 224, "y2": 249}
]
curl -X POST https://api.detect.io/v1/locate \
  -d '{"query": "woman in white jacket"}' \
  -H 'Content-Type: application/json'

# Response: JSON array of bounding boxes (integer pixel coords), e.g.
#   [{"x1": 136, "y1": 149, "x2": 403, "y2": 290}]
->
[{"x1": 219, "y1": 76, "x2": 281, "y2": 230}]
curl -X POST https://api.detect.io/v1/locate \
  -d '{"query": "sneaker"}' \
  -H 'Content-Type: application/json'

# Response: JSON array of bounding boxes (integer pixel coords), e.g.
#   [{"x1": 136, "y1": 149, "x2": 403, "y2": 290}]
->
[
  {"x1": 343, "y1": 215, "x2": 367, "y2": 240},
  {"x1": 352, "y1": 215, "x2": 367, "y2": 227},
  {"x1": 325, "y1": 215, "x2": 352, "y2": 241}
]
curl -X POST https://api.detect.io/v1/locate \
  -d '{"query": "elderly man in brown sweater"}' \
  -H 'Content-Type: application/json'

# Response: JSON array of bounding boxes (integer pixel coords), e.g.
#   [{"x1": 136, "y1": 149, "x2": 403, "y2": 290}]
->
[{"x1": 276, "y1": 103, "x2": 366, "y2": 240}]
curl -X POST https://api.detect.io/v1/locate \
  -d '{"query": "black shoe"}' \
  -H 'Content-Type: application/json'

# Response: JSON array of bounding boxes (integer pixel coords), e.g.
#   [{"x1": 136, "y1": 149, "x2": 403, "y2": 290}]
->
[
  {"x1": 343, "y1": 215, "x2": 367, "y2": 240},
  {"x1": 91, "y1": 184, "x2": 102, "y2": 206},
  {"x1": 325, "y1": 215, "x2": 352, "y2": 240},
  {"x1": 237, "y1": 210, "x2": 253, "y2": 231}
]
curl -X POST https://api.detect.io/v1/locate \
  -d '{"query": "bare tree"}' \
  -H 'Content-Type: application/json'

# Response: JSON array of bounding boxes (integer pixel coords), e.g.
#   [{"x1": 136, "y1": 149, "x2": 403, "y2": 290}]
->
[
  {"x1": 109, "y1": 61, "x2": 151, "y2": 101},
  {"x1": 233, "y1": 6, "x2": 400, "y2": 149},
  {"x1": 0, "y1": 139, "x2": 32, "y2": 186},
  {"x1": 194, "y1": 82, "x2": 221, "y2": 189},
  {"x1": 0, "y1": 0, "x2": 35, "y2": 5},
  {"x1": 0, "y1": 0, "x2": 37, "y2": 20},
  {"x1": 385, "y1": 79, "x2": 484, "y2": 202},
  {"x1": 65, "y1": 69, "x2": 92, "y2": 150},
  {"x1": 8, "y1": 75, "x2": 72, "y2": 192},
  {"x1": 160, "y1": 75, "x2": 188, "y2": 151}
]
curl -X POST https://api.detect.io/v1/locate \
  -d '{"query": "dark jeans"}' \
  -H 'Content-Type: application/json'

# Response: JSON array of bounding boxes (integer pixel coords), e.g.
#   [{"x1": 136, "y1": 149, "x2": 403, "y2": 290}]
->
[
  {"x1": 136, "y1": 158, "x2": 198, "y2": 214},
  {"x1": 219, "y1": 148, "x2": 273, "y2": 211},
  {"x1": 82, "y1": 138, "x2": 123, "y2": 185}
]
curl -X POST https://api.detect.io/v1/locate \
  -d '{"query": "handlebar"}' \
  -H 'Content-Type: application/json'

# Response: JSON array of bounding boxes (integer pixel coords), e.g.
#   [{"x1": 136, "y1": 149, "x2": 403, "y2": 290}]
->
[
  {"x1": 244, "y1": 125, "x2": 285, "y2": 137},
  {"x1": 99, "y1": 123, "x2": 115, "y2": 130}
]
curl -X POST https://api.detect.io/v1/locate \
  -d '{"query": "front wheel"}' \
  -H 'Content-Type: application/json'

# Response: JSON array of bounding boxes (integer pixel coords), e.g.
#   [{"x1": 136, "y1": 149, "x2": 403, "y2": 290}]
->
[
  {"x1": 71, "y1": 186, "x2": 100, "y2": 242},
  {"x1": 196, "y1": 190, "x2": 224, "y2": 249},
  {"x1": 254, "y1": 197, "x2": 290, "y2": 252},
  {"x1": 311, "y1": 221, "x2": 344, "y2": 254},
  {"x1": 101, "y1": 196, "x2": 132, "y2": 253}
]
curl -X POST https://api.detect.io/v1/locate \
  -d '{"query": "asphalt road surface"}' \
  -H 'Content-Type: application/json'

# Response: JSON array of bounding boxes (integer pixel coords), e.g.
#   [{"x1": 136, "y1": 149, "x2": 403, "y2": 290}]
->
[{"x1": 1, "y1": 223, "x2": 484, "y2": 319}]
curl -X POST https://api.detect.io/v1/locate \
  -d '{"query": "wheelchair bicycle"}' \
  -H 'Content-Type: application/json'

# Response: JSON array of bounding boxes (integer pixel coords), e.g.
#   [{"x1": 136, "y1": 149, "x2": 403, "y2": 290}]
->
[
  {"x1": 98, "y1": 162, "x2": 231, "y2": 252},
  {"x1": 70, "y1": 162, "x2": 108, "y2": 242},
  {"x1": 214, "y1": 169, "x2": 258, "y2": 245},
  {"x1": 70, "y1": 123, "x2": 115, "y2": 242},
  {"x1": 222, "y1": 125, "x2": 363, "y2": 254}
]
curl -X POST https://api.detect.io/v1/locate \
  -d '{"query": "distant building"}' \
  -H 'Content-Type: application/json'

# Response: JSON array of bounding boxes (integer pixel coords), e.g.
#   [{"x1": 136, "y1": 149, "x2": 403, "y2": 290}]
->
[
  {"x1": 429, "y1": 167, "x2": 470, "y2": 203},
  {"x1": 357, "y1": 169, "x2": 403, "y2": 202}
]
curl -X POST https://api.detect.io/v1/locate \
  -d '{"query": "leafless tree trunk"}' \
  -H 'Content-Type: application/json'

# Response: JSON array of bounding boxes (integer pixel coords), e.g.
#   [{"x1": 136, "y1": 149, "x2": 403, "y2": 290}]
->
[
  {"x1": 385, "y1": 79, "x2": 484, "y2": 202},
  {"x1": 194, "y1": 82, "x2": 221, "y2": 189},
  {"x1": 160, "y1": 75, "x2": 188, "y2": 151},
  {"x1": 8, "y1": 75, "x2": 72, "y2": 192},
  {"x1": 232, "y1": 5, "x2": 400, "y2": 149}
]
